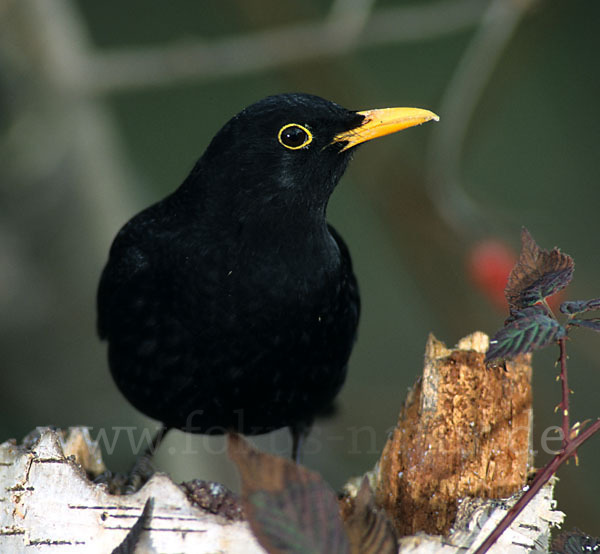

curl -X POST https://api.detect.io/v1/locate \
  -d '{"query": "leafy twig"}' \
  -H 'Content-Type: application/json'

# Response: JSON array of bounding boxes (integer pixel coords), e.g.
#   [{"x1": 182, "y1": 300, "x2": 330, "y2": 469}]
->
[{"x1": 479, "y1": 229, "x2": 600, "y2": 552}]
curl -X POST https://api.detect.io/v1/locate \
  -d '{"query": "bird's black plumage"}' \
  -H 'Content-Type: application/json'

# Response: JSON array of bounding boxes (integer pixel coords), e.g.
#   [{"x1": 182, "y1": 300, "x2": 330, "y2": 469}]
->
[{"x1": 97, "y1": 93, "x2": 437, "y2": 457}]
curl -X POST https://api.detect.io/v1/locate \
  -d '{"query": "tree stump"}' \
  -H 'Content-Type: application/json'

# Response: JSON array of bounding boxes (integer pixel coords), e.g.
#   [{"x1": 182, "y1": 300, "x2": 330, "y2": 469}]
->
[{"x1": 377, "y1": 332, "x2": 533, "y2": 536}]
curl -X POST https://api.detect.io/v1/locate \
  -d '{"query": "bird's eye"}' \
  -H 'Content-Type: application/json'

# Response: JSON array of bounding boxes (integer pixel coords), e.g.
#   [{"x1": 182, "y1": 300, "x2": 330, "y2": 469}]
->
[{"x1": 278, "y1": 123, "x2": 313, "y2": 150}]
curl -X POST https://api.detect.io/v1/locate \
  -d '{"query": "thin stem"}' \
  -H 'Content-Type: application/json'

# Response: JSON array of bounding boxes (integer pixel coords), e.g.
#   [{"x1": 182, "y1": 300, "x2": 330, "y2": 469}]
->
[
  {"x1": 541, "y1": 297, "x2": 556, "y2": 320},
  {"x1": 474, "y1": 418, "x2": 600, "y2": 554},
  {"x1": 558, "y1": 336, "x2": 570, "y2": 448}
]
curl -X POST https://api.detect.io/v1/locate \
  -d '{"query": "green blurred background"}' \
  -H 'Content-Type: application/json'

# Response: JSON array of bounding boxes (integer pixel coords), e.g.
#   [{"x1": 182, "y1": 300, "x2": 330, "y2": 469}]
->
[{"x1": 1, "y1": 0, "x2": 599, "y2": 534}]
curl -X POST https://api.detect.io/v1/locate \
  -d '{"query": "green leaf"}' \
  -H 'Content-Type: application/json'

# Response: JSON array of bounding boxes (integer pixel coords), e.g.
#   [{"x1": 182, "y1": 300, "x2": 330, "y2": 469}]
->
[
  {"x1": 568, "y1": 318, "x2": 600, "y2": 333},
  {"x1": 228, "y1": 434, "x2": 350, "y2": 554},
  {"x1": 560, "y1": 298, "x2": 600, "y2": 315},
  {"x1": 551, "y1": 528, "x2": 600, "y2": 554},
  {"x1": 505, "y1": 228, "x2": 574, "y2": 312},
  {"x1": 486, "y1": 307, "x2": 567, "y2": 362}
]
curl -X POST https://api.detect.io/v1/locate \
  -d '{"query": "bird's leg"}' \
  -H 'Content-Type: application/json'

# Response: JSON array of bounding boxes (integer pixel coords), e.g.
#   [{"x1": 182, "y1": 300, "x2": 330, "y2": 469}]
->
[
  {"x1": 290, "y1": 421, "x2": 311, "y2": 464},
  {"x1": 125, "y1": 425, "x2": 169, "y2": 493}
]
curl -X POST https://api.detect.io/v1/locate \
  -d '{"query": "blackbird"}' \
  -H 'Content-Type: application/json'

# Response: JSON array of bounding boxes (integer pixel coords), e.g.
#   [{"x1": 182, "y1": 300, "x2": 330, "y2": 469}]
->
[{"x1": 97, "y1": 93, "x2": 438, "y2": 461}]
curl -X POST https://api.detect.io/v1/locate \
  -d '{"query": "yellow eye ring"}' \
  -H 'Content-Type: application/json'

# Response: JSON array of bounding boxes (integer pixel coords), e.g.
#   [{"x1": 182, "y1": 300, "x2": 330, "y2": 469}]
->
[{"x1": 277, "y1": 123, "x2": 313, "y2": 150}]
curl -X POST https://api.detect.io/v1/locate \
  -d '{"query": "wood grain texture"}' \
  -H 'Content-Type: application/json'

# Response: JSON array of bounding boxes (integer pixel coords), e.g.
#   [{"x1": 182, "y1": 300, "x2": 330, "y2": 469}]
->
[{"x1": 376, "y1": 332, "x2": 533, "y2": 536}]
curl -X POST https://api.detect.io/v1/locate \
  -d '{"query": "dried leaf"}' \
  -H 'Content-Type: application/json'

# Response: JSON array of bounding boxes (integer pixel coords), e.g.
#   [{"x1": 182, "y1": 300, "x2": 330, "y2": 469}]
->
[
  {"x1": 505, "y1": 228, "x2": 574, "y2": 312},
  {"x1": 228, "y1": 434, "x2": 349, "y2": 554},
  {"x1": 111, "y1": 497, "x2": 154, "y2": 554},
  {"x1": 560, "y1": 298, "x2": 600, "y2": 315},
  {"x1": 342, "y1": 478, "x2": 397, "y2": 554},
  {"x1": 486, "y1": 306, "x2": 566, "y2": 362}
]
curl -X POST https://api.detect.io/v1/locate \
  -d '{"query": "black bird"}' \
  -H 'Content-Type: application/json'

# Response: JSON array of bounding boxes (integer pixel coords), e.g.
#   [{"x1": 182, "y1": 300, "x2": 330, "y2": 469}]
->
[{"x1": 97, "y1": 93, "x2": 437, "y2": 461}]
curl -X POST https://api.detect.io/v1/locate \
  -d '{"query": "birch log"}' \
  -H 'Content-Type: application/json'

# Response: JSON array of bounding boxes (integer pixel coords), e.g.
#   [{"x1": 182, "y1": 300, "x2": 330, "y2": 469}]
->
[{"x1": 0, "y1": 332, "x2": 564, "y2": 553}]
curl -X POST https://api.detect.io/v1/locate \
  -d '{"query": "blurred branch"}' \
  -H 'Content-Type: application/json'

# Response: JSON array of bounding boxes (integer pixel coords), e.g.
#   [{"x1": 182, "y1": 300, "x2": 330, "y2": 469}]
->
[
  {"x1": 327, "y1": 0, "x2": 379, "y2": 46},
  {"x1": 3, "y1": 0, "x2": 138, "y2": 244},
  {"x1": 426, "y1": 0, "x2": 537, "y2": 238},
  {"x1": 0, "y1": 0, "x2": 138, "y2": 330},
  {"x1": 66, "y1": 0, "x2": 486, "y2": 94}
]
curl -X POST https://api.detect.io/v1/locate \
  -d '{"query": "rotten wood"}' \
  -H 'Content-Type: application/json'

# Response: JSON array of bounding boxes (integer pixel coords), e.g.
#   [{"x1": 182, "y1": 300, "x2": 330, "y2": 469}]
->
[{"x1": 376, "y1": 331, "x2": 533, "y2": 537}]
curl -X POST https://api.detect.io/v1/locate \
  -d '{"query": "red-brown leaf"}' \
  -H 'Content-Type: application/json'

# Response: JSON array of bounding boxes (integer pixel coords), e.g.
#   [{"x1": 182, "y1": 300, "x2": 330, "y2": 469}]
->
[
  {"x1": 505, "y1": 228, "x2": 574, "y2": 312},
  {"x1": 228, "y1": 433, "x2": 349, "y2": 554}
]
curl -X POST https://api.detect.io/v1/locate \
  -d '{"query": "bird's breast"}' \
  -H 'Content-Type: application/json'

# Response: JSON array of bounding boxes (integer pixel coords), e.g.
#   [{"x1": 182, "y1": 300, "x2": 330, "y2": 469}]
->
[{"x1": 174, "y1": 227, "x2": 352, "y2": 342}]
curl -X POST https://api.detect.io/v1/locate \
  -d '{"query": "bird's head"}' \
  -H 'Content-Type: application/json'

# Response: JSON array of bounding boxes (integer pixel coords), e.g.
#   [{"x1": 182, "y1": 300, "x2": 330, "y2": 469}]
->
[{"x1": 186, "y1": 93, "x2": 438, "y2": 220}]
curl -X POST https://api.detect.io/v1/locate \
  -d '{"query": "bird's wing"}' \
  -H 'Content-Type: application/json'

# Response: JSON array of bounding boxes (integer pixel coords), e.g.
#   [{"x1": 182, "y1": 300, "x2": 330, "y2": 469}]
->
[
  {"x1": 327, "y1": 224, "x2": 360, "y2": 319},
  {"x1": 96, "y1": 242, "x2": 151, "y2": 340}
]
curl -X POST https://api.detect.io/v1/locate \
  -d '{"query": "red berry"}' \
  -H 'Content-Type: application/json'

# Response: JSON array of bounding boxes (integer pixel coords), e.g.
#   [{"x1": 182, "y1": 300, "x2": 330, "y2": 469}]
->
[{"x1": 467, "y1": 239, "x2": 517, "y2": 311}]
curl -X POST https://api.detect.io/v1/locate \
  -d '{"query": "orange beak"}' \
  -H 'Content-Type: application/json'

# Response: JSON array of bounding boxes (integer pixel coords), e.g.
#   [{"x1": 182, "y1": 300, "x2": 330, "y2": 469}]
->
[{"x1": 332, "y1": 107, "x2": 439, "y2": 151}]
